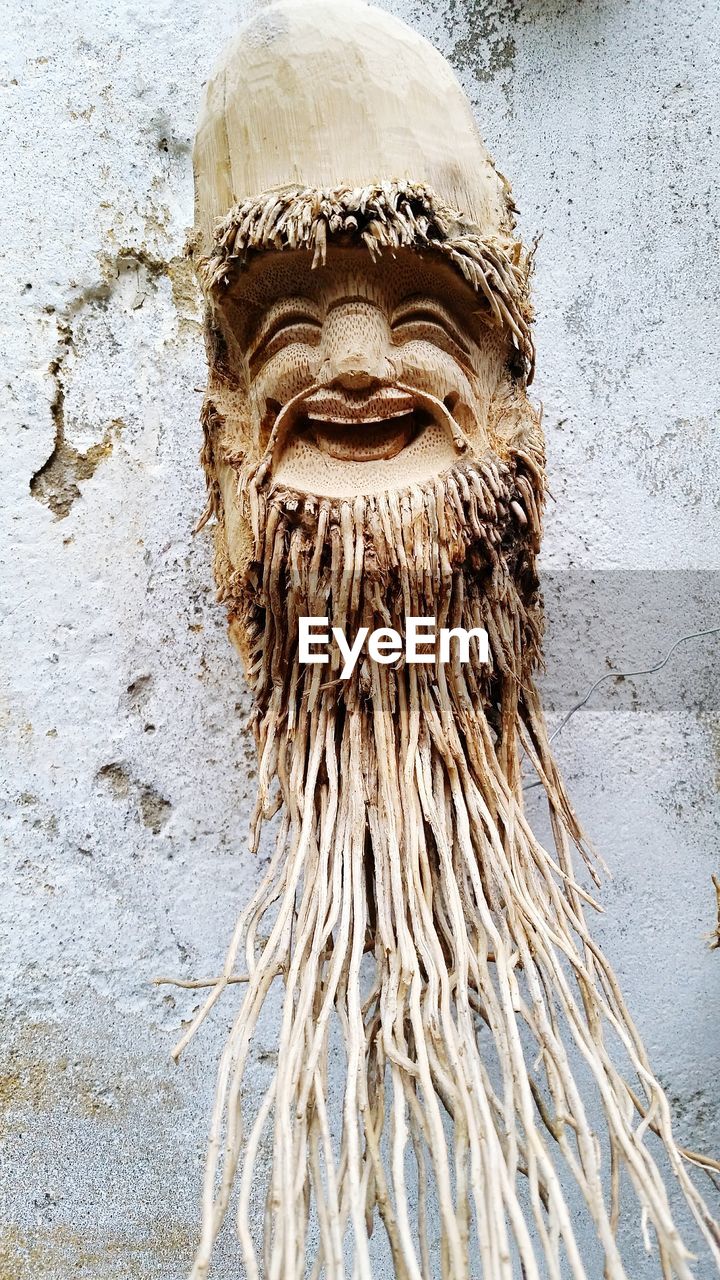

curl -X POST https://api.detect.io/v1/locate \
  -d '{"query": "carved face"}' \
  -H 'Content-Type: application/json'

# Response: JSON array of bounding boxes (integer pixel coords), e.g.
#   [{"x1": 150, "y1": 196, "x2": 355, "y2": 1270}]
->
[{"x1": 202, "y1": 246, "x2": 529, "y2": 584}]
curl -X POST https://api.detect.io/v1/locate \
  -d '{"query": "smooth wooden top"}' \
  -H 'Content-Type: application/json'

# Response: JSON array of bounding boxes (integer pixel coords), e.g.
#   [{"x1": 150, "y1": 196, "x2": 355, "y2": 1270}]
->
[{"x1": 193, "y1": 0, "x2": 509, "y2": 249}]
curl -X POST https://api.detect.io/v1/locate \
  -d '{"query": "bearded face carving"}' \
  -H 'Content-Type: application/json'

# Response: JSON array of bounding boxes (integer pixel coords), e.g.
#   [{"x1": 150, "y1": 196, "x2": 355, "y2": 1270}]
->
[
  {"x1": 199, "y1": 203, "x2": 541, "y2": 690},
  {"x1": 181, "y1": 4, "x2": 719, "y2": 1279},
  {"x1": 200, "y1": 205, "x2": 539, "y2": 633}
]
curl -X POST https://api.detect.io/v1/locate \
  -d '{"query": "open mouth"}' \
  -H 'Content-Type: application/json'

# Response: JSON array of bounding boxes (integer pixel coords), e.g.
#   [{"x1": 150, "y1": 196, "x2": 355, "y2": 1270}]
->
[
  {"x1": 301, "y1": 411, "x2": 421, "y2": 463},
  {"x1": 269, "y1": 387, "x2": 465, "y2": 498}
]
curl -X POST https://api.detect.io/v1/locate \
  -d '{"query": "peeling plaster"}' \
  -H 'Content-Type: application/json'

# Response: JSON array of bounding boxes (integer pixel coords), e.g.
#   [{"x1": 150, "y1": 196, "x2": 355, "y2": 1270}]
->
[{"x1": 30, "y1": 322, "x2": 122, "y2": 518}]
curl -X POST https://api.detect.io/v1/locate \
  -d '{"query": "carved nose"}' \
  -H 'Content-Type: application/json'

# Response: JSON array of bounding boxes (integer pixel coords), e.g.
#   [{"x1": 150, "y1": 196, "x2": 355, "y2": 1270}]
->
[
  {"x1": 330, "y1": 361, "x2": 383, "y2": 392},
  {"x1": 319, "y1": 302, "x2": 392, "y2": 391}
]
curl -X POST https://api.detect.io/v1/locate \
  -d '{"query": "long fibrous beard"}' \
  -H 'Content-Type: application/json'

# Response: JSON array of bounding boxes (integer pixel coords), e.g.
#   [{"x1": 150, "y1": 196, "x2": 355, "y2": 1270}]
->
[{"x1": 181, "y1": 452, "x2": 719, "y2": 1280}]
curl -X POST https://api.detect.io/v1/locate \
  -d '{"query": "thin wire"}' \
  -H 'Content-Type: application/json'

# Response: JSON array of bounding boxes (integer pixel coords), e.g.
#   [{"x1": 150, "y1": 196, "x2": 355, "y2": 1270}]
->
[
  {"x1": 523, "y1": 624, "x2": 720, "y2": 792},
  {"x1": 548, "y1": 624, "x2": 720, "y2": 744}
]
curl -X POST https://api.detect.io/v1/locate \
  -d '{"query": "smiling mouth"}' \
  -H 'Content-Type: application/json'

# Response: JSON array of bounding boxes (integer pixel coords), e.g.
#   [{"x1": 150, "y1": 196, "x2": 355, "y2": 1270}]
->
[
  {"x1": 296, "y1": 387, "x2": 419, "y2": 462},
  {"x1": 301, "y1": 411, "x2": 420, "y2": 463},
  {"x1": 269, "y1": 386, "x2": 465, "y2": 498}
]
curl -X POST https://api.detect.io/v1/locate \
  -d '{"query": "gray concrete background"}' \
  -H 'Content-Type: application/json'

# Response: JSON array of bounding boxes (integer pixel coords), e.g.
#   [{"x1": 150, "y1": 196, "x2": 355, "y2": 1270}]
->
[{"x1": 1, "y1": 0, "x2": 718, "y2": 1275}]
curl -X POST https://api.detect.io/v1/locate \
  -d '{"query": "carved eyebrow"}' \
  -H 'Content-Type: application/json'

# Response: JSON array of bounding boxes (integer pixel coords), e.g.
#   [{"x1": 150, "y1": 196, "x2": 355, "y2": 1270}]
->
[
  {"x1": 390, "y1": 298, "x2": 473, "y2": 357},
  {"x1": 248, "y1": 298, "x2": 323, "y2": 363}
]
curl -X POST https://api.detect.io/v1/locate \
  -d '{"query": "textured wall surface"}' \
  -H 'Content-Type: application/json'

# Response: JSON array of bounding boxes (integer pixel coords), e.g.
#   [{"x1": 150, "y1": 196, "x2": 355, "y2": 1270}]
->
[{"x1": 1, "y1": 1, "x2": 718, "y2": 1276}]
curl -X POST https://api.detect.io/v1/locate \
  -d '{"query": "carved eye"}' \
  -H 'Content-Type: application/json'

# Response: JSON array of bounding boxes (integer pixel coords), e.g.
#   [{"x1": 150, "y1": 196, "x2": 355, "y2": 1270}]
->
[
  {"x1": 249, "y1": 308, "x2": 322, "y2": 369},
  {"x1": 390, "y1": 302, "x2": 473, "y2": 366}
]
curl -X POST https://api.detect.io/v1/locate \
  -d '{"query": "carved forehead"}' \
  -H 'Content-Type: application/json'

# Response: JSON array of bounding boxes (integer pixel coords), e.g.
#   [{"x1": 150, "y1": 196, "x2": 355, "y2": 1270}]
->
[{"x1": 214, "y1": 246, "x2": 493, "y2": 342}]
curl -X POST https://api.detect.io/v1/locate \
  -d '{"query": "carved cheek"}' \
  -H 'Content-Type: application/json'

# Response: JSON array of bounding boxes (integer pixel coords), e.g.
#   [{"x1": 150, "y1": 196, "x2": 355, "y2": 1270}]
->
[
  {"x1": 249, "y1": 343, "x2": 321, "y2": 414},
  {"x1": 394, "y1": 339, "x2": 479, "y2": 406}
]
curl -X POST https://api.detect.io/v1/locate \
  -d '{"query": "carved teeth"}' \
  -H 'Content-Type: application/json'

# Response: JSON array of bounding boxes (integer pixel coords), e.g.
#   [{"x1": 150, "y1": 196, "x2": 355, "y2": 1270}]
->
[{"x1": 307, "y1": 408, "x2": 411, "y2": 425}]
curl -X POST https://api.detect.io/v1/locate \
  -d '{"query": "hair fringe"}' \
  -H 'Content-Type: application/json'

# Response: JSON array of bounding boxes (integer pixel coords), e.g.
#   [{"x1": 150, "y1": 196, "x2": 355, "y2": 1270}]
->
[{"x1": 192, "y1": 181, "x2": 536, "y2": 383}]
